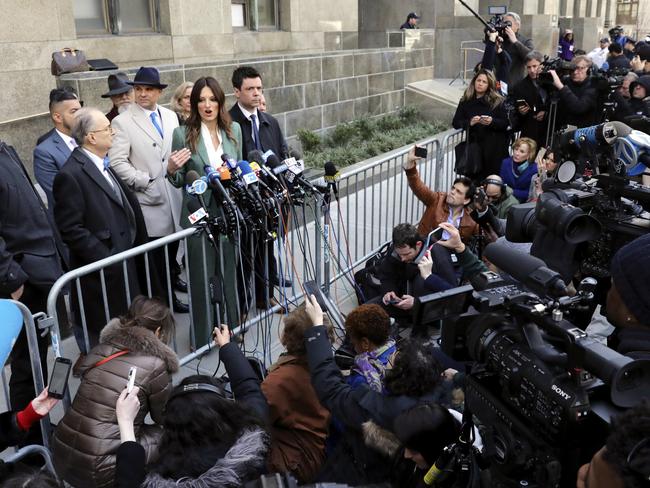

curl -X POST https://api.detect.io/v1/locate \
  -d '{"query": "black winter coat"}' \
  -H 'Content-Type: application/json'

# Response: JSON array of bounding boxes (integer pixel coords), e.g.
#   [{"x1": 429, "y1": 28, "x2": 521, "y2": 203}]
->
[
  {"x1": 229, "y1": 103, "x2": 288, "y2": 160},
  {"x1": 53, "y1": 148, "x2": 149, "y2": 347},
  {"x1": 556, "y1": 79, "x2": 599, "y2": 129},
  {"x1": 452, "y1": 97, "x2": 510, "y2": 179},
  {"x1": 305, "y1": 326, "x2": 445, "y2": 485},
  {"x1": 510, "y1": 76, "x2": 549, "y2": 148}
]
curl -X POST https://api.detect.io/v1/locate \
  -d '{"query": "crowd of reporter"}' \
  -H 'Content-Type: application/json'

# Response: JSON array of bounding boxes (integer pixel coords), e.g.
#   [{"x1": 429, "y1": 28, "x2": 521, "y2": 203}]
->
[{"x1": 3, "y1": 19, "x2": 650, "y2": 488}]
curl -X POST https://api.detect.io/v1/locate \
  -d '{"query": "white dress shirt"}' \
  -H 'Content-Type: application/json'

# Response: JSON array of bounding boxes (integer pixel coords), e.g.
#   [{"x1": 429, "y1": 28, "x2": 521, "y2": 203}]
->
[
  {"x1": 82, "y1": 148, "x2": 115, "y2": 189},
  {"x1": 56, "y1": 129, "x2": 77, "y2": 151}
]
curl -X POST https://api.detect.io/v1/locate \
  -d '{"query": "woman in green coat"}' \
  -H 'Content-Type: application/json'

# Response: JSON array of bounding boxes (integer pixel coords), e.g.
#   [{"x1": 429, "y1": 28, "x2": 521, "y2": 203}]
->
[{"x1": 167, "y1": 76, "x2": 243, "y2": 345}]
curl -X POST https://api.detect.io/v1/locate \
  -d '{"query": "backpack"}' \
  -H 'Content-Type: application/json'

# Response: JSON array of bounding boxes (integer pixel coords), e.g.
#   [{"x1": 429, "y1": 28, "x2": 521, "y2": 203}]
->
[{"x1": 353, "y1": 242, "x2": 392, "y2": 305}]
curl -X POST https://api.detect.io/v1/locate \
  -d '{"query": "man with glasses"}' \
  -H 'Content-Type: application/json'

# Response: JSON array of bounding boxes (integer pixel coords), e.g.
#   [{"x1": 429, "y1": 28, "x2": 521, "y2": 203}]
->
[
  {"x1": 53, "y1": 108, "x2": 148, "y2": 349},
  {"x1": 548, "y1": 55, "x2": 599, "y2": 129},
  {"x1": 33, "y1": 88, "x2": 82, "y2": 211}
]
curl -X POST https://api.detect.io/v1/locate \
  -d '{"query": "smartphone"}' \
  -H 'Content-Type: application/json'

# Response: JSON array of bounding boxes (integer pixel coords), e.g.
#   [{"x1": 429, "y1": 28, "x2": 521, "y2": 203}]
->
[
  {"x1": 48, "y1": 357, "x2": 72, "y2": 400},
  {"x1": 304, "y1": 280, "x2": 328, "y2": 310},
  {"x1": 414, "y1": 146, "x2": 428, "y2": 159},
  {"x1": 415, "y1": 227, "x2": 443, "y2": 263},
  {"x1": 388, "y1": 298, "x2": 402, "y2": 305},
  {"x1": 515, "y1": 99, "x2": 529, "y2": 108},
  {"x1": 127, "y1": 366, "x2": 137, "y2": 393}
]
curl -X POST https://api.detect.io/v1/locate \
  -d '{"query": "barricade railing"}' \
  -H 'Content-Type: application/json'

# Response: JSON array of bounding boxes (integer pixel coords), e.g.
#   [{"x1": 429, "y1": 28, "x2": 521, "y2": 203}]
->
[{"x1": 35, "y1": 128, "x2": 463, "y2": 420}]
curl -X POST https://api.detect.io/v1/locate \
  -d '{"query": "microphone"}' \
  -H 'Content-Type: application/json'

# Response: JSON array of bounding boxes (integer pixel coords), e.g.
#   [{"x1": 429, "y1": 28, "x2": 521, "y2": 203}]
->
[
  {"x1": 186, "y1": 198, "x2": 219, "y2": 246},
  {"x1": 423, "y1": 445, "x2": 455, "y2": 485},
  {"x1": 247, "y1": 150, "x2": 283, "y2": 189},
  {"x1": 237, "y1": 159, "x2": 259, "y2": 186},
  {"x1": 203, "y1": 165, "x2": 236, "y2": 208},
  {"x1": 484, "y1": 242, "x2": 567, "y2": 297},
  {"x1": 324, "y1": 160, "x2": 340, "y2": 197},
  {"x1": 220, "y1": 153, "x2": 239, "y2": 170},
  {"x1": 185, "y1": 170, "x2": 210, "y2": 215}
]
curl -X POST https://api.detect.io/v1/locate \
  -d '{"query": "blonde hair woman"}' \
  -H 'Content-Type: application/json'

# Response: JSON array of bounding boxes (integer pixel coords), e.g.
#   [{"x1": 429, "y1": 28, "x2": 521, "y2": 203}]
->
[{"x1": 170, "y1": 81, "x2": 193, "y2": 124}]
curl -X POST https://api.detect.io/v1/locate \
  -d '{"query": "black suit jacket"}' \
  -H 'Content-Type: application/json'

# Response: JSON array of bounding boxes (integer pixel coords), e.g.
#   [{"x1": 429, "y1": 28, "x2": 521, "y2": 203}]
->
[
  {"x1": 229, "y1": 103, "x2": 287, "y2": 160},
  {"x1": 0, "y1": 142, "x2": 64, "y2": 295},
  {"x1": 510, "y1": 76, "x2": 549, "y2": 147},
  {"x1": 53, "y1": 148, "x2": 149, "y2": 341}
]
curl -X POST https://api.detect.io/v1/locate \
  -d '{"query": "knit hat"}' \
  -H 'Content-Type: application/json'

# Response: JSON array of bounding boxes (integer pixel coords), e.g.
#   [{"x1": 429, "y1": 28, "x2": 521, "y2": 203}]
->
[{"x1": 610, "y1": 233, "x2": 650, "y2": 322}]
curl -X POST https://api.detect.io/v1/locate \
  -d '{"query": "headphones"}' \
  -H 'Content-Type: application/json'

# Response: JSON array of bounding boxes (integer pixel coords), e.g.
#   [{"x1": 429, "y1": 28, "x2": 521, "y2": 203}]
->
[
  {"x1": 483, "y1": 178, "x2": 507, "y2": 197},
  {"x1": 167, "y1": 381, "x2": 235, "y2": 404}
]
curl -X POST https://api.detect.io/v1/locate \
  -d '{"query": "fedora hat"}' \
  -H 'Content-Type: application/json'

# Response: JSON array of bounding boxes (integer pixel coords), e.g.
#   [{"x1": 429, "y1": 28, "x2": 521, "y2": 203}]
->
[
  {"x1": 101, "y1": 72, "x2": 132, "y2": 98},
  {"x1": 127, "y1": 66, "x2": 168, "y2": 89}
]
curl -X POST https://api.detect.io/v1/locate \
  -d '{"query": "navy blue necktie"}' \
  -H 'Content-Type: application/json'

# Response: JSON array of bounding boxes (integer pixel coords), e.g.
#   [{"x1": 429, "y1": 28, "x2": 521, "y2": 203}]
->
[
  {"x1": 250, "y1": 113, "x2": 262, "y2": 151},
  {"x1": 150, "y1": 111, "x2": 163, "y2": 139}
]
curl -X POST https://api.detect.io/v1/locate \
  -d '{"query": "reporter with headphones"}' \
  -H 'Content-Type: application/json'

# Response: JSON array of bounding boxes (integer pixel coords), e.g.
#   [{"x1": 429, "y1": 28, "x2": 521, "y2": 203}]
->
[{"x1": 114, "y1": 324, "x2": 270, "y2": 488}]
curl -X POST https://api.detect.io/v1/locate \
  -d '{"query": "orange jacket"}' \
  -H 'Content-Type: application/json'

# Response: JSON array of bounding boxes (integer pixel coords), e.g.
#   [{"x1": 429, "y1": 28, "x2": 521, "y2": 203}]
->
[{"x1": 405, "y1": 167, "x2": 479, "y2": 243}]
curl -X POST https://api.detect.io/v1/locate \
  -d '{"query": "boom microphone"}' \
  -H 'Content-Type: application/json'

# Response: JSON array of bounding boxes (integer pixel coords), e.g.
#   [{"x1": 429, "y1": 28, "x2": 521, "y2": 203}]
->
[{"x1": 484, "y1": 242, "x2": 567, "y2": 297}]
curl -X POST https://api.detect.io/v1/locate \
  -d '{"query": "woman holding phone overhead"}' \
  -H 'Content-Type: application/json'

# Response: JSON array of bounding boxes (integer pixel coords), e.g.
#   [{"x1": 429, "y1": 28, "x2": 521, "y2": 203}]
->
[
  {"x1": 51, "y1": 296, "x2": 179, "y2": 488},
  {"x1": 167, "y1": 76, "x2": 244, "y2": 346},
  {"x1": 452, "y1": 69, "x2": 510, "y2": 180}
]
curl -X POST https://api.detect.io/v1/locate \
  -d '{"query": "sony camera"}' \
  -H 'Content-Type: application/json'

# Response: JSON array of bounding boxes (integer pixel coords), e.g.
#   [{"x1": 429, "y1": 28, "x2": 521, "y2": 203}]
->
[{"x1": 538, "y1": 56, "x2": 576, "y2": 87}]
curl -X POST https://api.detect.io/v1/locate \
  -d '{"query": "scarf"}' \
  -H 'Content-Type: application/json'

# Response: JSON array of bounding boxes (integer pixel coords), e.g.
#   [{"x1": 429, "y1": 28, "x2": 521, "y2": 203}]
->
[{"x1": 352, "y1": 339, "x2": 396, "y2": 393}]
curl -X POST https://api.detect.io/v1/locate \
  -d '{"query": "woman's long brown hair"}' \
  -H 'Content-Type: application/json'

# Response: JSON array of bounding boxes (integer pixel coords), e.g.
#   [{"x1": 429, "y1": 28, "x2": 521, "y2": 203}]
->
[
  {"x1": 184, "y1": 76, "x2": 235, "y2": 154},
  {"x1": 460, "y1": 69, "x2": 503, "y2": 109}
]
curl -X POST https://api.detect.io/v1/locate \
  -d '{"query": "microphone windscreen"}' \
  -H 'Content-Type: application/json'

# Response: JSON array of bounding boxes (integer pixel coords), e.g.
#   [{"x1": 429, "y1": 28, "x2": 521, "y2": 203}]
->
[
  {"x1": 238, "y1": 160, "x2": 258, "y2": 184},
  {"x1": 288, "y1": 147, "x2": 302, "y2": 160},
  {"x1": 185, "y1": 170, "x2": 201, "y2": 185},
  {"x1": 186, "y1": 196, "x2": 202, "y2": 213},
  {"x1": 265, "y1": 153, "x2": 281, "y2": 168},
  {"x1": 324, "y1": 161, "x2": 338, "y2": 177},
  {"x1": 247, "y1": 150, "x2": 265, "y2": 164}
]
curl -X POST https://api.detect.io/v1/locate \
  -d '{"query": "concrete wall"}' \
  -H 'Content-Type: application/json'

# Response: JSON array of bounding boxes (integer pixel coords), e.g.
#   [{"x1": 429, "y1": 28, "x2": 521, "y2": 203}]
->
[{"x1": 8, "y1": 45, "x2": 434, "y2": 174}]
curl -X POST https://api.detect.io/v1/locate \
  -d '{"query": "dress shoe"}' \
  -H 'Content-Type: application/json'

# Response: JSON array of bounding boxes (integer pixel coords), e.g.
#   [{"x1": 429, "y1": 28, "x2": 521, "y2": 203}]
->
[
  {"x1": 271, "y1": 275, "x2": 293, "y2": 288},
  {"x1": 173, "y1": 296, "x2": 189, "y2": 313},
  {"x1": 173, "y1": 276, "x2": 188, "y2": 293},
  {"x1": 256, "y1": 296, "x2": 287, "y2": 314},
  {"x1": 72, "y1": 353, "x2": 87, "y2": 378}
]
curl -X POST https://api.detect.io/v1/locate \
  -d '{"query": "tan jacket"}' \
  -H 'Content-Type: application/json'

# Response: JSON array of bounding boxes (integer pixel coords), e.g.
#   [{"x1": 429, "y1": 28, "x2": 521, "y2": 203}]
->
[
  {"x1": 109, "y1": 103, "x2": 182, "y2": 236},
  {"x1": 405, "y1": 167, "x2": 478, "y2": 243},
  {"x1": 52, "y1": 319, "x2": 179, "y2": 488}
]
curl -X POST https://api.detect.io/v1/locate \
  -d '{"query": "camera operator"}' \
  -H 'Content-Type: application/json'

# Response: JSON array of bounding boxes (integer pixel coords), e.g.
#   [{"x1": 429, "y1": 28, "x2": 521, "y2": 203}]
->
[
  {"x1": 604, "y1": 42, "x2": 631, "y2": 71},
  {"x1": 613, "y1": 75, "x2": 650, "y2": 121},
  {"x1": 470, "y1": 175, "x2": 519, "y2": 238},
  {"x1": 549, "y1": 55, "x2": 599, "y2": 128},
  {"x1": 576, "y1": 402, "x2": 650, "y2": 488},
  {"x1": 510, "y1": 51, "x2": 549, "y2": 148},
  {"x1": 480, "y1": 31, "x2": 512, "y2": 94},
  {"x1": 604, "y1": 233, "x2": 650, "y2": 359},
  {"x1": 501, "y1": 12, "x2": 535, "y2": 86}
]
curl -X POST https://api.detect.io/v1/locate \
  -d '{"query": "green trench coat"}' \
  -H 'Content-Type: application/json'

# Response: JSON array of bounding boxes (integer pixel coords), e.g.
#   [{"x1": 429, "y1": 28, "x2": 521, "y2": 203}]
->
[{"x1": 169, "y1": 123, "x2": 243, "y2": 345}]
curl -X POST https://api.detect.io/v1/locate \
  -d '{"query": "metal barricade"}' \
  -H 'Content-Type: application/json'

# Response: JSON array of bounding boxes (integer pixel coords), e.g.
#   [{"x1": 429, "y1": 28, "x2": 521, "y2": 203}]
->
[
  {"x1": 450, "y1": 40, "x2": 485, "y2": 86},
  {"x1": 39, "y1": 128, "x2": 463, "y2": 396}
]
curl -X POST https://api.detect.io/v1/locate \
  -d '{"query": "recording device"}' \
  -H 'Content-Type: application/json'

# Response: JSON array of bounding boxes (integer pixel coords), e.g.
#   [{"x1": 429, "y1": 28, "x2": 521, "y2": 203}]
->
[
  {"x1": 304, "y1": 280, "x2": 328, "y2": 310},
  {"x1": 414, "y1": 146, "x2": 428, "y2": 159},
  {"x1": 474, "y1": 186, "x2": 487, "y2": 206},
  {"x1": 507, "y1": 122, "x2": 650, "y2": 289},
  {"x1": 127, "y1": 366, "x2": 137, "y2": 393},
  {"x1": 515, "y1": 99, "x2": 529, "y2": 109},
  {"x1": 538, "y1": 56, "x2": 576, "y2": 87},
  {"x1": 48, "y1": 356, "x2": 72, "y2": 399},
  {"x1": 456, "y1": 0, "x2": 511, "y2": 38},
  {"x1": 418, "y1": 242, "x2": 650, "y2": 486}
]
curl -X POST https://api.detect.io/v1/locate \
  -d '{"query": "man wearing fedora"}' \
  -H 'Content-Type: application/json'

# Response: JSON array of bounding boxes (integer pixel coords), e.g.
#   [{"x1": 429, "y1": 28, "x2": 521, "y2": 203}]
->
[
  {"x1": 103, "y1": 72, "x2": 134, "y2": 121},
  {"x1": 109, "y1": 66, "x2": 190, "y2": 313}
]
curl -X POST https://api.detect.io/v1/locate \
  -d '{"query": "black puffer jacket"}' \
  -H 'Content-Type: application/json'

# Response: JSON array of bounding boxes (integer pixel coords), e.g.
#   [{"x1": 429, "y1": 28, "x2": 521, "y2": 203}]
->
[{"x1": 52, "y1": 319, "x2": 179, "y2": 488}]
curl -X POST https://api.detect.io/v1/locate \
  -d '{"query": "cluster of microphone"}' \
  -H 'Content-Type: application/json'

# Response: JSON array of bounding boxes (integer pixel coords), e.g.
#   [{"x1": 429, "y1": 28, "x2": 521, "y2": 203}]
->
[{"x1": 184, "y1": 149, "x2": 340, "y2": 241}]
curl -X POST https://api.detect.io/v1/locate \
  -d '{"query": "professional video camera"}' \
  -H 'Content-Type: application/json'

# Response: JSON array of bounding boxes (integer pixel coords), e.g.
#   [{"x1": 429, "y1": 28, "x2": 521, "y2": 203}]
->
[
  {"x1": 455, "y1": 0, "x2": 511, "y2": 39},
  {"x1": 538, "y1": 56, "x2": 576, "y2": 88},
  {"x1": 413, "y1": 243, "x2": 650, "y2": 487},
  {"x1": 506, "y1": 122, "x2": 650, "y2": 296}
]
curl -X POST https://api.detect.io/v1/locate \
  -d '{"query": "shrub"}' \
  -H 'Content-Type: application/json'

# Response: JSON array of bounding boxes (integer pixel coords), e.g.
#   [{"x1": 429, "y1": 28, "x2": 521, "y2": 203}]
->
[
  {"x1": 301, "y1": 106, "x2": 449, "y2": 169},
  {"x1": 297, "y1": 129, "x2": 321, "y2": 152}
]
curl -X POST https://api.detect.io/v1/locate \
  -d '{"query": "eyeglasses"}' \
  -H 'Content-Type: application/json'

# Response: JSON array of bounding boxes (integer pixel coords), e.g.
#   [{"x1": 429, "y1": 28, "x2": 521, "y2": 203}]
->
[
  {"x1": 574, "y1": 65, "x2": 589, "y2": 71},
  {"x1": 626, "y1": 437, "x2": 650, "y2": 481},
  {"x1": 89, "y1": 124, "x2": 115, "y2": 135}
]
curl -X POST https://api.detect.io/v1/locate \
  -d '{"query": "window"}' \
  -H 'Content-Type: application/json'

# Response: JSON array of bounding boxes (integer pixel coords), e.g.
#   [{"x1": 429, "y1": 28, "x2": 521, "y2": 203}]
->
[
  {"x1": 616, "y1": 0, "x2": 638, "y2": 25},
  {"x1": 73, "y1": 0, "x2": 159, "y2": 36},
  {"x1": 231, "y1": 0, "x2": 277, "y2": 30}
]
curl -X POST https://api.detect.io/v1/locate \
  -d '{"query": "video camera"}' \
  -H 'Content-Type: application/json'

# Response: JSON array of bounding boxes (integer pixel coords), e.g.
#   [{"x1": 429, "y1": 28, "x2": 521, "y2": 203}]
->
[
  {"x1": 538, "y1": 56, "x2": 576, "y2": 88},
  {"x1": 413, "y1": 243, "x2": 650, "y2": 487},
  {"x1": 506, "y1": 123, "x2": 650, "y2": 297}
]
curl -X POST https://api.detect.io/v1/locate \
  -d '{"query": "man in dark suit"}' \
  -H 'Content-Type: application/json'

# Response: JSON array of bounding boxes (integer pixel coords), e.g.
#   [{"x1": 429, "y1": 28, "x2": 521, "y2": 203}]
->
[
  {"x1": 229, "y1": 66, "x2": 291, "y2": 310},
  {"x1": 33, "y1": 88, "x2": 82, "y2": 210},
  {"x1": 0, "y1": 141, "x2": 65, "y2": 410},
  {"x1": 510, "y1": 51, "x2": 549, "y2": 149},
  {"x1": 53, "y1": 108, "x2": 148, "y2": 348}
]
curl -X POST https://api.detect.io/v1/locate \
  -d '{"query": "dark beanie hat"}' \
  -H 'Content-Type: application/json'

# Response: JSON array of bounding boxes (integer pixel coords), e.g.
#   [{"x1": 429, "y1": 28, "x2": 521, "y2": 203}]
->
[{"x1": 610, "y1": 233, "x2": 650, "y2": 322}]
